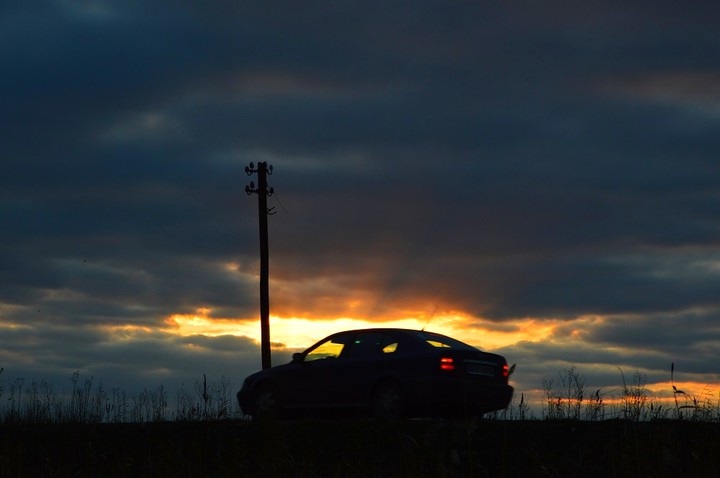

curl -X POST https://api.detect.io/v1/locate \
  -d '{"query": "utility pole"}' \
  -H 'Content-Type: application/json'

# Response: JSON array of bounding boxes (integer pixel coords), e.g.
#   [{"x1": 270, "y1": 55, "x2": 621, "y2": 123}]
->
[{"x1": 245, "y1": 162, "x2": 275, "y2": 369}]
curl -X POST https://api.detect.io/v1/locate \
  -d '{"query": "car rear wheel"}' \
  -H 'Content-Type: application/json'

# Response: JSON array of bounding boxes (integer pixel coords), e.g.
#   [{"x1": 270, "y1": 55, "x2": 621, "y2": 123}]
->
[
  {"x1": 252, "y1": 384, "x2": 282, "y2": 419},
  {"x1": 371, "y1": 380, "x2": 405, "y2": 419}
]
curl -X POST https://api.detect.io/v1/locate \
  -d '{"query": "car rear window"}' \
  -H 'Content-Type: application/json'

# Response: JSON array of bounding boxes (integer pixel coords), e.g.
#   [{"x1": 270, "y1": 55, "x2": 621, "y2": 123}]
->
[{"x1": 414, "y1": 331, "x2": 477, "y2": 351}]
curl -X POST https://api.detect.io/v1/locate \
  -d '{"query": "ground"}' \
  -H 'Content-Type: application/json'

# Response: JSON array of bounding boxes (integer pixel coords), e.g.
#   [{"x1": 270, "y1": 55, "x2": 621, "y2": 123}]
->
[{"x1": 1, "y1": 419, "x2": 718, "y2": 477}]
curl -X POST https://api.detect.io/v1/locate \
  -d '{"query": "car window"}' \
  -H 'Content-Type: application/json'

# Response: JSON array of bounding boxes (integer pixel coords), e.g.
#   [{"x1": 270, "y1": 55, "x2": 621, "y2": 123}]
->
[
  {"x1": 382, "y1": 342, "x2": 398, "y2": 353},
  {"x1": 347, "y1": 332, "x2": 399, "y2": 358},
  {"x1": 415, "y1": 331, "x2": 477, "y2": 351},
  {"x1": 304, "y1": 337, "x2": 347, "y2": 362},
  {"x1": 426, "y1": 340, "x2": 452, "y2": 348}
]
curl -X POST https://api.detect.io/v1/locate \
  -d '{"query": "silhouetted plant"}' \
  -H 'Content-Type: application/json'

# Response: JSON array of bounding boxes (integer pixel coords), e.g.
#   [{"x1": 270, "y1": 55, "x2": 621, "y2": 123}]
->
[
  {"x1": 618, "y1": 368, "x2": 648, "y2": 421},
  {"x1": 584, "y1": 388, "x2": 605, "y2": 421},
  {"x1": 671, "y1": 362, "x2": 704, "y2": 420},
  {"x1": 172, "y1": 375, "x2": 240, "y2": 421},
  {"x1": 488, "y1": 392, "x2": 535, "y2": 420},
  {"x1": 542, "y1": 376, "x2": 561, "y2": 419},
  {"x1": 542, "y1": 366, "x2": 585, "y2": 420}
]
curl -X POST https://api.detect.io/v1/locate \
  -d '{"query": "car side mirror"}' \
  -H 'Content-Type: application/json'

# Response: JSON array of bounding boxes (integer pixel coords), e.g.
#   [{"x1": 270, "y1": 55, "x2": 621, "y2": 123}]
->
[{"x1": 292, "y1": 352, "x2": 304, "y2": 363}]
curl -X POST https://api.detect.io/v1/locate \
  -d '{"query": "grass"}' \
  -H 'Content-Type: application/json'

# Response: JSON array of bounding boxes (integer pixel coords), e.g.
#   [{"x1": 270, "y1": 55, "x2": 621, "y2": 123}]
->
[
  {"x1": 0, "y1": 368, "x2": 244, "y2": 424},
  {"x1": 1, "y1": 364, "x2": 719, "y2": 424},
  {"x1": 487, "y1": 363, "x2": 719, "y2": 422},
  {"x1": 1, "y1": 365, "x2": 719, "y2": 476},
  {"x1": 2, "y1": 364, "x2": 720, "y2": 426}
]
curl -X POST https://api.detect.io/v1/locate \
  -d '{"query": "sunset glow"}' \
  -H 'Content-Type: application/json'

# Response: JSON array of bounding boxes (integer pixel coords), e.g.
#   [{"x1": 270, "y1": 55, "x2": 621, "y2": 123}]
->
[
  {"x1": 646, "y1": 381, "x2": 720, "y2": 404},
  {"x1": 164, "y1": 308, "x2": 558, "y2": 351}
]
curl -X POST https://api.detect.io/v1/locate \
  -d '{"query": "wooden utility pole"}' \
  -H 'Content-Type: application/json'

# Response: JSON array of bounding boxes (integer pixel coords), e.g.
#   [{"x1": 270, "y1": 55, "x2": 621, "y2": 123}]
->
[{"x1": 245, "y1": 162, "x2": 275, "y2": 369}]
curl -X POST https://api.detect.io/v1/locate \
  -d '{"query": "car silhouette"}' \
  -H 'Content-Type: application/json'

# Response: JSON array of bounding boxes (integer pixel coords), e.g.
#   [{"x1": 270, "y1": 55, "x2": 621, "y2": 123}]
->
[{"x1": 236, "y1": 328, "x2": 513, "y2": 419}]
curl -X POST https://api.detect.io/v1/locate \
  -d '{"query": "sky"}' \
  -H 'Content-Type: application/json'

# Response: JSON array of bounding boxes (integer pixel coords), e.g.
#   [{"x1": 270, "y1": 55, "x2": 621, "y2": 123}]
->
[{"x1": 2, "y1": 0, "x2": 720, "y2": 413}]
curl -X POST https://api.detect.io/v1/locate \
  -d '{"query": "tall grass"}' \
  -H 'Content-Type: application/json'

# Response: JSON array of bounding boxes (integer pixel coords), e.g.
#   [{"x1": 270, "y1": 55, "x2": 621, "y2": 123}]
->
[
  {"x1": 2, "y1": 363, "x2": 718, "y2": 424},
  {"x1": 0, "y1": 368, "x2": 244, "y2": 424},
  {"x1": 523, "y1": 363, "x2": 720, "y2": 422}
]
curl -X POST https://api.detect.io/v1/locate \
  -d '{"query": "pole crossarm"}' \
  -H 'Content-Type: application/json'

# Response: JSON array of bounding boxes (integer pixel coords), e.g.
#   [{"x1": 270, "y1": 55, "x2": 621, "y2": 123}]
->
[
  {"x1": 245, "y1": 162, "x2": 276, "y2": 214},
  {"x1": 245, "y1": 161, "x2": 274, "y2": 370}
]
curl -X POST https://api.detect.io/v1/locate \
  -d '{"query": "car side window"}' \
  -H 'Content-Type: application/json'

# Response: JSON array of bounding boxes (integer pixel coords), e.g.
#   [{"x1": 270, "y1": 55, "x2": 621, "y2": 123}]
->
[
  {"x1": 304, "y1": 337, "x2": 347, "y2": 362},
  {"x1": 417, "y1": 331, "x2": 477, "y2": 351},
  {"x1": 348, "y1": 332, "x2": 399, "y2": 358},
  {"x1": 426, "y1": 340, "x2": 451, "y2": 348}
]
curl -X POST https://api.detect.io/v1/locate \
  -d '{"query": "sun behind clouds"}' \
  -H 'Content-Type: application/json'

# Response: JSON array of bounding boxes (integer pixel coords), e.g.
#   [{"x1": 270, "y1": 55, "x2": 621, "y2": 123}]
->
[{"x1": 164, "y1": 307, "x2": 556, "y2": 351}]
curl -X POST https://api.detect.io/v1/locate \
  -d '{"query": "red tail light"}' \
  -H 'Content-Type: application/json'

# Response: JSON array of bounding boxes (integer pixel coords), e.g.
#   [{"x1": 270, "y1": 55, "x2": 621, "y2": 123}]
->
[
  {"x1": 502, "y1": 364, "x2": 509, "y2": 377},
  {"x1": 440, "y1": 357, "x2": 455, "y2": 371}
]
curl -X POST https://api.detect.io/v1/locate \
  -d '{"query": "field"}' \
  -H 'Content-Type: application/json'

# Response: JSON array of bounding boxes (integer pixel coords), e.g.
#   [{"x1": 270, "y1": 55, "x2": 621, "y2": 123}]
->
[
  {"x1": 2, "y1": 367, "x2": 719, "y2": 476},
  {"x1": 2, "y1": 418, "x2": 719, "y2": 477}
]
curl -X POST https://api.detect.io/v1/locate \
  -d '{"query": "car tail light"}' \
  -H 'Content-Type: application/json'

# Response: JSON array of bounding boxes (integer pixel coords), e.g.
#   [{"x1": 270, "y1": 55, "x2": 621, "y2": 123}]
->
[
  {"x1": 440, "y1": 357, "x2": 455, "y2": 371},
  {"x1": 502, "y1": 364, "x2": 509, "y2": 378}
]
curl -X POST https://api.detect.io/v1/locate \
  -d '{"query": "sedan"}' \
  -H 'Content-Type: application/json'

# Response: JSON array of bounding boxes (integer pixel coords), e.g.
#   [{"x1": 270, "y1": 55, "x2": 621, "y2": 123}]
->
[{"x1": 237, "y1": 328, "x2": 513, "y2": 419}]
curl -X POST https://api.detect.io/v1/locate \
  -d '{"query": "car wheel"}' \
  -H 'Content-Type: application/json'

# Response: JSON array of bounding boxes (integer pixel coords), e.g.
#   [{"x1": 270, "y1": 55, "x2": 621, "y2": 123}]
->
[
  {"x1": 372, "y1": 380, "x2": 405, "y2": 419},
  {"x1": 252, "y1": 384, "x2": 282, "y2": 419}
]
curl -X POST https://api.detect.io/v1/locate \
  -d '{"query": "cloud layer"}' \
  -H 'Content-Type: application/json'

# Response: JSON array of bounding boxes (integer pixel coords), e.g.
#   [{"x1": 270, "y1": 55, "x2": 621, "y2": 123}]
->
[{"x1": 2, "y1": 1, "x2": 720, "y2": 404}]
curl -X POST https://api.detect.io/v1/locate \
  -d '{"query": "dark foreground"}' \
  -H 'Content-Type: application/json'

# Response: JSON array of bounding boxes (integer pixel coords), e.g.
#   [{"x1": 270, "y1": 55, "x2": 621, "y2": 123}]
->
[{"x1": 1, "y1": 419, "x2": 718, "y2": 477}]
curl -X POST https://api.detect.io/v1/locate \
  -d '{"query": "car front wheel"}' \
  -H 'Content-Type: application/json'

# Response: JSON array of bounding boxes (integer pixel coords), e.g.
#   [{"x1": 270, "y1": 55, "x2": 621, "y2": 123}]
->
[{"x1": 252, "y1": 384, "x2": 282, "y2": 419}]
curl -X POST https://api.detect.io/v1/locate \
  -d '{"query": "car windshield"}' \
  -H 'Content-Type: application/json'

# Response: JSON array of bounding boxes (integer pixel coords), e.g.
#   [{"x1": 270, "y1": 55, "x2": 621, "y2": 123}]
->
[
  {"x1": 414, "y1": 331, "x2": 478, "y2": 351},
  {"x1": 304, "y1": 337, "x2": 347, "y2": 361}
]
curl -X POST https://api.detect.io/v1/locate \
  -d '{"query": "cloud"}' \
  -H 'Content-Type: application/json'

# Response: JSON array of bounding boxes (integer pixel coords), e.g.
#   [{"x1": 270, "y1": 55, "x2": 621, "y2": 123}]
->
[{"x1": 1, "y1": 0, "x2": 720, "y2": 405}]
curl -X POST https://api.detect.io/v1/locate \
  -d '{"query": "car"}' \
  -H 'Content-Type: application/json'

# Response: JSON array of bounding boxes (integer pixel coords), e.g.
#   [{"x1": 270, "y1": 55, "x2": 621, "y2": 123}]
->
[{"x1": 236, "y1": 328, "x2": 514, "y2": 419}]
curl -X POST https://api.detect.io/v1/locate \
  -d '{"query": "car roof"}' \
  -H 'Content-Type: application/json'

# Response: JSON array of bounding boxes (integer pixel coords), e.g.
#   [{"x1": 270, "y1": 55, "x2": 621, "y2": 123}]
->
[
  {"x1": 327, "y1": 328, "x2": 456, "y2": 339},
  {"x1": 330, "y1": 328, "x2": 422, "y2": 335}
]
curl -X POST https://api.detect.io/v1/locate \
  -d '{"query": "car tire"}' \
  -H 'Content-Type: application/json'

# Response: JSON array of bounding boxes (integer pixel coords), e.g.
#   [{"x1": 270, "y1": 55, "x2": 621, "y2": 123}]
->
[
  {"x1": 252, "y1": 384, "x2": 282, "y2": 419},
  {"x1": 371, "y1": 380, "x2": 405, "y2": 419}
]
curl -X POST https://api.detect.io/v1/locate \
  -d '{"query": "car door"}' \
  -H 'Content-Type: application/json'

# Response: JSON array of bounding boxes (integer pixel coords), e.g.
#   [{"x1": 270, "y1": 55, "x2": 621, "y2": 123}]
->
[
  {"x1": 282, "y1": 333, "x2": 351, "y2": 409},
  {"x1": 334, "y1": 332, "x2": 401, "y2": 406}
]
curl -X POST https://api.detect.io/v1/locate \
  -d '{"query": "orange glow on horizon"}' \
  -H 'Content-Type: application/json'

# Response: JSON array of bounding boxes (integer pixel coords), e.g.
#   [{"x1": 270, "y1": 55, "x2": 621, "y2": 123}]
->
[
  {"x1": 97, "y1": 309, "x2": 719, "y2": 413},
  {"x1": 646, "y1": 381, "x2": 720, "y2": 401},
  {"x1": 163, "y1": 308, "x2": 558, "y2": 351}
]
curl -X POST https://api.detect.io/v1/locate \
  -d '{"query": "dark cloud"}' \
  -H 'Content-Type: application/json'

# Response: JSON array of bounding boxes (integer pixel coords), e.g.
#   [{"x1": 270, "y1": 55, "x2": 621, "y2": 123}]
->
[{"x1": 2, "y1": 0, "x2": 720, "y2": 402}]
